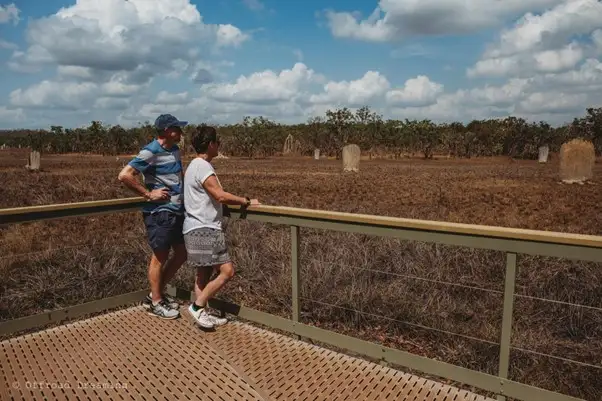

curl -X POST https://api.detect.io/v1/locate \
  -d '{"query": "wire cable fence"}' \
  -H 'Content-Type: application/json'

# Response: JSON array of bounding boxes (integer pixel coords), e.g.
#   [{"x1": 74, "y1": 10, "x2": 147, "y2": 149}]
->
[
  {"x1": 2, "y1": 271, "x2": 125, "y2": 299},
  {"x1": 307, "y1": 258, "x2": 504, "y2": 295},
  {"x1": 300, "y1": 297, "x2": 499, "y2": 346},
  {"x1": 300, "y1": 257, "x2": 602, "y2": 372},
  {"x1": 300, "y1": 297, "x2": 602, "y2": 371},
  {"x1": 0, "y1": 242, "x2": 151, "y2": 322},
  {"x1": 303, "y1": 257, "x2": 602, "y2": 314},
  {"x1": 0, "y1": 236, "x2": 146, "y2": 262},
  {"x1": 513, "y1": 293, "x2": 602, "y2": 313}
]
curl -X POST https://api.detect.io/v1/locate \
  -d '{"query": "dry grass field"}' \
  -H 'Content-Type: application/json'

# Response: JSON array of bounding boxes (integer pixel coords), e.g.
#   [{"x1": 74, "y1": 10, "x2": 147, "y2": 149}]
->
[{"x1": 1, "y1": 148, "x2": 601, "y2": 400}]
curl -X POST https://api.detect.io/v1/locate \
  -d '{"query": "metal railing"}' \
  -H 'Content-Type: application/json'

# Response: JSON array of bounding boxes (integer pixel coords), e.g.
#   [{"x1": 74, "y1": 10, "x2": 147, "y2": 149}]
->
[{"x1": 2, "y1": 197, "x2": 602, "y2": 401}]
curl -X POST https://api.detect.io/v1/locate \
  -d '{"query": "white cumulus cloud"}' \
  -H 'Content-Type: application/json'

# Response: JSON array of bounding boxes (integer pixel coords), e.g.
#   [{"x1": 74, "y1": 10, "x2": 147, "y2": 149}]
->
[
  {"x1": 3, "y1": 0, "x2": 602, "y2": 130},
  {"x1": 386, "y1": 75, "x2": 443, "y2": 107},
  {"x1": 10, "y1": 81, "x2": 99, "y2": 110},
  {"x1": 484, "y1": 0, "x2": 602, "y2": 58},
  {"x1": 468, "y1": 42, "x2": 585, "y2": 77},
  {"x1": 0, "y1": 3, "x2": 19, "y2": 25},
  {"x1": 469, "y1": 0, "x2": 602, "y2": 78},
  {"x1": 309, "y1": 71, "x2": 390, "y2": 106},
  {"x1": 4, "y1": 0, "x2": 250, "y2": 120},
  {"x1": 156, "y1": 91, "x2": 189, "y2": 105},
  {"x1": 0, "y1": 39, "x2": 17, "y2": 49},
  {"x1": 0, "y1": 106, "x2": 25, "y2": 128},
  {"x1": 9, "y1": 0, "x2": 249, "y2": 80},
  {"x1": 325, "y1": 0, "x2": 565, "y2": 42},
  {"x1": 204, "y1": 63, "x2": 320, "y2": 104}
]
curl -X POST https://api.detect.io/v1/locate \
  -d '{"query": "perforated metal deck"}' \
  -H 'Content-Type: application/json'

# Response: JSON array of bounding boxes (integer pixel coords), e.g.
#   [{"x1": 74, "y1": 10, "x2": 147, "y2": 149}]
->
[
  {"x1": 202, "y1": 319, "x2": 493, "y2": 401},
  {"x1": 1, "y1": 306, "x2": 492, "y2": 401}
]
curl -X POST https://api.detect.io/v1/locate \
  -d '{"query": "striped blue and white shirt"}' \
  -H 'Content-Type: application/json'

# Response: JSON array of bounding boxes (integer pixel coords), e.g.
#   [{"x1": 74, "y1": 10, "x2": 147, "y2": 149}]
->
[{"x1": 128, "y1": 139, "x2": 184, "y2": 214}]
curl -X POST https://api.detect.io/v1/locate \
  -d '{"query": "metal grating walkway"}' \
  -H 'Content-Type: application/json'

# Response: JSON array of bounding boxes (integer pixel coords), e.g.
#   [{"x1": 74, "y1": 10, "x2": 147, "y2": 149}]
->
[
  {"x1": 1, "y1": 306, "x2": 493, "y2": 401},
  {"x1": 204, "y1": 321, "x2": 492, "y2": 401}
]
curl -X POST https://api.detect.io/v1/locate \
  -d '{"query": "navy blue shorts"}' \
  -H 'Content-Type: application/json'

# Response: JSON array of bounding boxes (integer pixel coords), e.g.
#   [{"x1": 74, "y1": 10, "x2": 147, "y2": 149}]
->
[{"x1": 142, "y1": 211, "x2": 184, "y2": 252}]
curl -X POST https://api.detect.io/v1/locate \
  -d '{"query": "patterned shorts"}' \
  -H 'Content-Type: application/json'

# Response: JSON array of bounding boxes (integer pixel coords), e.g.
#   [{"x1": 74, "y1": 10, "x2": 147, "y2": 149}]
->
[{"x1": 184, "y1": 228, "x2": 231, "y2": 267}]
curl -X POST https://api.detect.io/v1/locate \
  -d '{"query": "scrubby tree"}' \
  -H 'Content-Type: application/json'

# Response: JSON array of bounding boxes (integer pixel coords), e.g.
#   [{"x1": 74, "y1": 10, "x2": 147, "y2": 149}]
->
[{"x1": 2, "y1": 106, "x2": 601, "y2": 160}]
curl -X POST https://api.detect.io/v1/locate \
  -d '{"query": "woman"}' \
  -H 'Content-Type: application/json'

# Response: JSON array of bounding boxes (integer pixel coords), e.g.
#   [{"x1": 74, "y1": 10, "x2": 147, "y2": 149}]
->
[{"x1": 182, "y1": 125, "x2": 260, "y2": 329}]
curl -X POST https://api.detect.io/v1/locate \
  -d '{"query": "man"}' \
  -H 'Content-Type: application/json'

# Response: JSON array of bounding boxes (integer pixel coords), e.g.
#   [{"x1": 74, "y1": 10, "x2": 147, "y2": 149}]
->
[
  {"x1": 183, "y1": 125, "x2": 260, "y2": 329},
  {"x1": 118, "y1": 114, "x2": 188, "y2": 319}
]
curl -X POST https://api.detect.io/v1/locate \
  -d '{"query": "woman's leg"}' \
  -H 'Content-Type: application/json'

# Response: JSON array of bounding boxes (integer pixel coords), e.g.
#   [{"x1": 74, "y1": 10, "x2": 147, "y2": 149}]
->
[
  {"x1": 194, "y1": 262, "x2": 235, "y2": 307},
  {"x1": 194, "y1": 266, "x2": 213, "y2": 301}
]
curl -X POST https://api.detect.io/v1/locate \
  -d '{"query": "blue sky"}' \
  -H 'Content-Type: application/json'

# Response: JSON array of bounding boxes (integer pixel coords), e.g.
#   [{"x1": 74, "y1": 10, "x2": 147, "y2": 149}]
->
[{"x1": 0, "y1": 0, "x2": 601, "y2": 129}]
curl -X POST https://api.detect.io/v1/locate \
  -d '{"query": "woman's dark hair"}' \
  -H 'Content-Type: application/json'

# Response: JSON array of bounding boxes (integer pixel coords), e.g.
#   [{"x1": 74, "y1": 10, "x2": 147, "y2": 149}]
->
[{"x1": 191, "y1": 125, "x2": 217, "y2": 153}]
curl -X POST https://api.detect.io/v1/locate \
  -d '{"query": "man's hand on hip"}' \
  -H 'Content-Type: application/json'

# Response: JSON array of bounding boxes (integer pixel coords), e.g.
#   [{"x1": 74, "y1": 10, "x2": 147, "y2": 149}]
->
[{"x1": 147, "y1": 188, "x2": 170, "y2": 201}]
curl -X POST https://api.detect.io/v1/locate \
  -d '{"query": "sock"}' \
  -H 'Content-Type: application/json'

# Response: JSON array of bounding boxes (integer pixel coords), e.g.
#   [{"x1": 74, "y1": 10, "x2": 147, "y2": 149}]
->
[
  {"x1": 150, "y1": 292, "x2": 162, "y2": 306},
  {"x1": 191, "y1": 302, "x2": 204, "y2": 312}
]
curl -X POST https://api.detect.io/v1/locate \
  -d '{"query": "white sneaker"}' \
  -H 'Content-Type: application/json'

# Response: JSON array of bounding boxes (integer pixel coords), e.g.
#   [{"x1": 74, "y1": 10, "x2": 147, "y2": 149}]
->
[
  {"x1": 203, "y1": 306, "x2": 229, "y2": 326},
  {"x1": 148, "y1": 300, "x2": 180, "y2": 320},
  {"x1": 188, "y1": 304, "x2": 215, "y2": 329},
  {"x1": 144, "y1": 293, "x2": 179, "y2": 310},
  {"x1": 207, "y1": 313, "x2": 228, "y2": 326}
]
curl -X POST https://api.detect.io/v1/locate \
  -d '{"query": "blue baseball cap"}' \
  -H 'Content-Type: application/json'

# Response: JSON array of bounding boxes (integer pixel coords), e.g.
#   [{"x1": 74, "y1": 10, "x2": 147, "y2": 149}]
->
[{"x1": 154, "y1": 114, "x2": 188, "y2": 130}]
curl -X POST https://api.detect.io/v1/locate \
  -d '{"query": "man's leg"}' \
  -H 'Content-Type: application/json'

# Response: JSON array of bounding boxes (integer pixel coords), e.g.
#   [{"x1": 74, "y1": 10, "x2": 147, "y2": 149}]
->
[
  {"x1": 162, "y1": 243, "x2": 187, "y2": 285},
  {"x1": 148, "y1": 249, "x2": 170, "y2": 304},
  {"x1": 146, "y1": 252, "x2": 180, "y2": 319},
  {"x1": 148, "y1": 213, "x2": 186, "y2": 298},
  {"x1": 146, "y1": 246, "x2": 184, "y2": 309},
  {"x1": 156, "y1": 242, "x2": 187, "y2": 304},
  {"x1": 158, "y1": 213, "x2": 187, "y2": 297},
  {"x1": 143, "y1": 212, "x2": 180, "y2": 319}
]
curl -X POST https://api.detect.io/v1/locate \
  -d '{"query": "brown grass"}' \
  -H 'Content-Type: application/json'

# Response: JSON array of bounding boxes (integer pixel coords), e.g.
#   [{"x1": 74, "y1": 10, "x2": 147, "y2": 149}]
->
[{"x1": 1, "y1": 149, "x2": 601, "y2": 400}]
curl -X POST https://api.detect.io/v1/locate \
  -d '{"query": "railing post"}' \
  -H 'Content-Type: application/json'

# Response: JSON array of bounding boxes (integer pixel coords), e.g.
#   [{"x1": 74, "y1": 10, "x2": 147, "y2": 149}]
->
[
  {"x1": 497, "y1": 252, "x2": 517, "y2": 401},
  {"x1": 291, "y1": 225, "x2": 300, "y2": 326}
]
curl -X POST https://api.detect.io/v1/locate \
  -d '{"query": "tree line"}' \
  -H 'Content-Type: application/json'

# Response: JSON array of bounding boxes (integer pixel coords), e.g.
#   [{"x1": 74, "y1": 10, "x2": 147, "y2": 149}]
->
[{"x1": 1, "y1": 106, "x2": 601, "y2": 159}]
